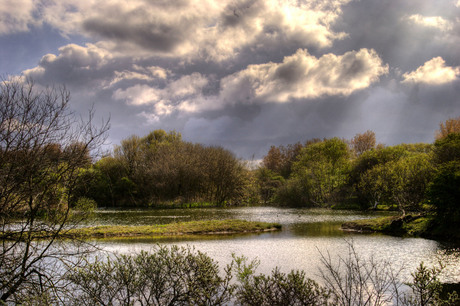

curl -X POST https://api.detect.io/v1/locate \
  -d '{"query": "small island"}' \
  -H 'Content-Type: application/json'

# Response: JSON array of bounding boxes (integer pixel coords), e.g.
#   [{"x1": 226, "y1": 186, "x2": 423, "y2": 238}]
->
[{"x1": 64, "y1": 219, "x2": 282, "y2": 239}]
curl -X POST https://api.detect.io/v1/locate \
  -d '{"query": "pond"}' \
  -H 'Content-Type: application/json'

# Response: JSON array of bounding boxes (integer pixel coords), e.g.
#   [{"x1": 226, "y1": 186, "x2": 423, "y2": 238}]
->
[{"x1": 89, "y1": 207, "x2": 460, "y2": 284}]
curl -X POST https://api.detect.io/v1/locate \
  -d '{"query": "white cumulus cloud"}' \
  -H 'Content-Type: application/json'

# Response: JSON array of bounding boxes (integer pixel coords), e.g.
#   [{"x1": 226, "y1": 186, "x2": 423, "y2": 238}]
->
[
  {"x1": 402, "y1": 57, "x2": 460, "y2": 85},
  {"x1": 407, "y1": 14, "x2": 453, "y2": 32},
  {"x1": 219, "y1": 48, "x2": 388, "y2": 104},
  {"x1": 113, "y1": 73, "x2": 209, "y2": 120},
  {"x1": 130, "y1": 48, "x2": 389, "y2": 117}
]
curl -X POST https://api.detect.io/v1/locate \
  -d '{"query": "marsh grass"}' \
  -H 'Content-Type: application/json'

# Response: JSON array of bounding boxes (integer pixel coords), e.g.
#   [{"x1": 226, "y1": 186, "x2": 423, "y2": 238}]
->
[{"x1": 64, "y1": 219, "x2": 281, "y2": 239}]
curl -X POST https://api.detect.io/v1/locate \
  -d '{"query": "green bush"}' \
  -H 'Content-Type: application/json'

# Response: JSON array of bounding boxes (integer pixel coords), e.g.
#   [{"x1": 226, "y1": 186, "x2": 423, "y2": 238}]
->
[
  {"x1": 233, "y1": 255, "x2": 329, "y2": 305},
  {"x1": 63, "y1": 245, "x2": 458, "y2": 306},
  {"x1": 66, "y1": 246, "x2": 235, "y2": 305}
]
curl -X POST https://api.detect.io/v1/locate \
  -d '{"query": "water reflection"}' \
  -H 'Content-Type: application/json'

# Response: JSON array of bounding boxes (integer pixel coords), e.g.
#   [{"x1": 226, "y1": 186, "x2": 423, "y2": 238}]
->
[
  {"x1": 90, "y1": 207, "x2": 395, "y2": 227},
  {"x1": 90, "y1": 207, "x2": 460, "y2": 284}
]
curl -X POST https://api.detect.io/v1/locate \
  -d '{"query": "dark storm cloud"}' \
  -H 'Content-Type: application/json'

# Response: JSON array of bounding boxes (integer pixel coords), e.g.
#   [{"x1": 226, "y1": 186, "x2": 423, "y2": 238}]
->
[
  {"x1": 182, "y1": 94, "x2": 366, "y2": 158},
  {"x1": 333, "y1": 0, "x2": 460, "y2": 71},
  {"x1": 82, "y1": 16, "x2": 192, "y2": 53}
]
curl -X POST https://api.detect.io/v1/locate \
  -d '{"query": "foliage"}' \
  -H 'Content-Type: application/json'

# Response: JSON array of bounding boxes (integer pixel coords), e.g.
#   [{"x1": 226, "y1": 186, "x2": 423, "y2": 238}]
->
[
  {"x1": 350, "y1": 143, "x2": 429, "y2": 184},
  {"x1": 273, "y1": 177, "x2": 310, "y2": 207},
  {"x1": 233, "y1": 255, "x2": 329, "y2": 305},
  {"x1": 255, "y1": 123, "x2": 460, "y2": 225},
  {"x1": 389, "y1": 154, "x2": 434, "y2": 214},
  {"x1": 357, "y1": 162, "x2": 394, "y2": 209},
  {"x1": 291, "y1": 138, "x2": 351, "y2": 207},
  {"x1": 75, "y1": 130, "x2": 249, "y2": 207},
  {"x1": 427, "y1": 161, "x2": 460, "y2": 226},
  {"x1": 357, "y1": 153, "x2": 434, "y2": 214},
  {"x1": 351, "y1": 130, "x2": 376, "y2": 156},
  {"x1": 432, "y1": 132, "x2": 460, "y2": 164},
  {"x1": 401, "y1": 262, "x2": 459, "y2": 306},
  {"x1": 262, "y1": 142, "x2": 304, "y2": 178},
  {"x1": 64, "y1": 243, "x2": 458, "y2": 306},
  {"x1": 259, "y1": 136, "x2": 438, "y2": 210},
  {"x1": 255, "y1": 168, "x2": 284, "y2": 204},
  {"x1": 66, "y1": 246, "x2": 235, "y2": 306},
  {"x1": 0, "y1": 78, "x2": 108, "y2": 303},
  {"x1": 348, "y1": 143, "x2": 433, "y2": 211},
  {"x1": 435, "y1": 116, "x2": 460, "y2": 140},
  {"x1": 427, "y1": 133, "x2": 460, "y2": 234}
]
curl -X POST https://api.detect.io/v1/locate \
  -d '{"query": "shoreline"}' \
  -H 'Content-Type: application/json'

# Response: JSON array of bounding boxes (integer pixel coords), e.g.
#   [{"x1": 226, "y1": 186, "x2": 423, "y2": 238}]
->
[{"x1": 341, "y1": 214, "x2": 460, "y2": 244}]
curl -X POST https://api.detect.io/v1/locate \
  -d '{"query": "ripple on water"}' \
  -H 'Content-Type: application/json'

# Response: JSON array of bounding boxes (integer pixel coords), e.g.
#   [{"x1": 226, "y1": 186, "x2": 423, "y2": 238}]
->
[{"x1": 91, "y1": 207, "x2": 460, "y2": 284}]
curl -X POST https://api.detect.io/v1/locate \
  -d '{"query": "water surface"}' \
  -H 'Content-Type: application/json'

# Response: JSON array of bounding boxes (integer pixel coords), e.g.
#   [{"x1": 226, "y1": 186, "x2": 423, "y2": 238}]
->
[{"x1": 90, "y1": 207, "x2": 460, "y2": 283}]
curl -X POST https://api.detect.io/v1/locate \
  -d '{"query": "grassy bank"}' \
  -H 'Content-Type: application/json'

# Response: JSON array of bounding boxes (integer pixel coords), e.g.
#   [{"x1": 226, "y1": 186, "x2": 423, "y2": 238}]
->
[
  {"x1": 342, "y1": 214, "x2": 460, "y2": 242},
  {"x1": 64, "y1": 219, "x2": 281, "y2": 239},
  {"x1": 341, "y1": 214, "x2": 433, "y2": 237}
]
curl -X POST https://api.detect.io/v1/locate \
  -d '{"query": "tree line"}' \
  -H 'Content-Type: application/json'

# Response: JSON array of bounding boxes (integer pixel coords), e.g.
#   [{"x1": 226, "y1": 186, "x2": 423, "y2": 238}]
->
[
  {"x1": 257, "y1": 123, "x2": 460, "y2": 225},
  {"x1": 72, "y1": 129, "x2": 252, "y2": 207},
  {"x1": 66, "y1": 116, "x2": 460, "y2": 233}
]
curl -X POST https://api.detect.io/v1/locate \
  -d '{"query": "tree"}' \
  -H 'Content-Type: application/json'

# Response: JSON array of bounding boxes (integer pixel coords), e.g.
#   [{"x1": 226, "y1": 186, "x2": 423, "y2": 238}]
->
[
  {"x1": 0, "y1": 78, "x2": 109, "y2": 303},
  {"x1": 262, "y1": 142, "x2": 304, "y2": 179},
  {"x1": 351, "y1": 144, "x2": 432, "y2": 209},
  {"x1": 292, "y1": 138, "x2": 351, "y2": 206},
  {"x1": 435, "y1": 116, "x2": 460, "y2": 140},
  {"x1": 357, "y1": 163, "x2": 394, "y2": 209},
  {"x1": 357, "y1": 152, "x2": 434, "y2": 213},
  {"x1": 390, "y1": 154, "x2": 434, "y2": 214},
  {"x1": 319, "y1": 242, "x2": 402, "y2": 306},
  {"x1": 262, "y1": 146, "x2": 283, "y2": 174},
  {"x1": 432, "y1": 132, "x2": 460, "y2": 164},
  {"x1": 428, "y1": 133, "x2": 460, "y2": 229},
  {"x1": 427, "y1": 161, "x2": 460, "y2": 227},
  {"x1": 351, "y1": 130, "x2": 376, "y2": 156},
  {"x1": 114, "y1": 135, "x2": 142, "y2": 176},
  {"x1": 86, "y1": 130, "x2": 249, "y2": 207},
  {"x1": 204, "y1": 146, "x2": 248, "y2": 206},
  {"x1": 255, "y1": 168, "x2": 284, "y2": 204}
]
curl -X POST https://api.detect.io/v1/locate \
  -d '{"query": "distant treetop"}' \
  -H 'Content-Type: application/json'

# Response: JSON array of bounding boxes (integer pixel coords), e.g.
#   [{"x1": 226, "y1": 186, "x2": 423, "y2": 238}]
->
[{"x1": 435, "y1": 116, "x2": 460, "y2": 140}]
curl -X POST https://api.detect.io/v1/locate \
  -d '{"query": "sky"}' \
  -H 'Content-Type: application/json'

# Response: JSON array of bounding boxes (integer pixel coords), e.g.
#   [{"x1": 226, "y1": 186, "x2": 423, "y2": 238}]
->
[{"x1": 1, "y1": 0, "x2": 459, "y2": 159}]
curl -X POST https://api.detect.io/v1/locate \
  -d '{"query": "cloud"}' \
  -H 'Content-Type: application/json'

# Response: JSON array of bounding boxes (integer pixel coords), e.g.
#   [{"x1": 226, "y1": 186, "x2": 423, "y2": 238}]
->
[
  {"x1": 113, "y1": 73, "x2": 210, "y2": 121},
  {"x1": 107, "y1": 65, "x2": 170, "y2": 88},
  {"x1": 23, "y1": 43, "x2": 114, "y2": 87},
  {"x1": 82, "y1": 0, "x2": 351, "y2": 61},
  {"x1": 1, "y1": 0, "x2": 351, "y2": 62},
  {"x1": 218, "y1": 48, "x2": 388, "y2": 104},
  {"x1": 99, "y1": 48, "x2": 389, "y2": 120},
  {"x1": 0, "y1": 0, "x2": 36, "y2": 34},
  {"x1": 407, "y1": 14, "x2": 453, "y2": 32},
  {"x1": 402, "y1": 57, "x2": 460, "y2": 85}
]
